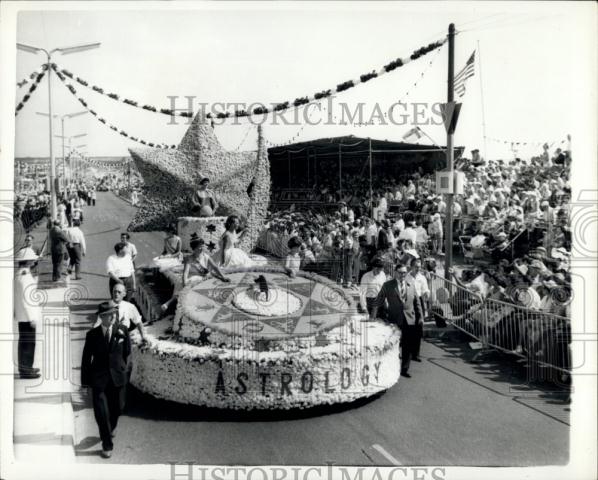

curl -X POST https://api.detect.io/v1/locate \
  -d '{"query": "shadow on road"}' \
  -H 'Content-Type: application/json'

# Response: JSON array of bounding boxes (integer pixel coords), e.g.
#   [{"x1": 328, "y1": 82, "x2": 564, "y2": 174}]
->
[
  {"x1": 425, "y1": 333, "x2": 570, "y2": 425},
  {"x1": 123, "y1": 386, "x2": 384, "y2": 423}
]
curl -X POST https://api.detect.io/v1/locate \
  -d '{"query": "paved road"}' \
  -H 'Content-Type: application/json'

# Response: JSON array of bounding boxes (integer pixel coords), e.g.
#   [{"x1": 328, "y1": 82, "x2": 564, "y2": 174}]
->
[{"x1": 70, "y1": 193, "x2": 570, "y2": 466}]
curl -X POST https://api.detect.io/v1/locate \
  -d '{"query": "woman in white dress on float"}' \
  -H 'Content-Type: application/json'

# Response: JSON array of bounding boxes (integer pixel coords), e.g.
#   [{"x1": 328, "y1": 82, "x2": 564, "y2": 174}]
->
[
  {"x1": 216, "y1": 215, "x2": 254, "y2": 268},
  {"x1": 161, "y1": 235, "x2": 229, "y2": 313}
]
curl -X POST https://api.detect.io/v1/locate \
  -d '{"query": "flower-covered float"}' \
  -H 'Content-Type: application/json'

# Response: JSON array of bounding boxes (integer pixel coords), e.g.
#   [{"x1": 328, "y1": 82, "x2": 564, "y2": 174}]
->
[{"x1": 130, "y1": 267, "x2": 401, "y2": 410}]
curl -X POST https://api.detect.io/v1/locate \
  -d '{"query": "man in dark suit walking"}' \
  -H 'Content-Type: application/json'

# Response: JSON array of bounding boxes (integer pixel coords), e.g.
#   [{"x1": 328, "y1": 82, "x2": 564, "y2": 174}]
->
[
  {"x1": 82, "y1": 301, "x2": 131, "y2": 458},
  {"x1": 370, "y1": 263, "x2": 423, "y2": 378},
  {"x1": 49, "y1": 219, "x2": 69, "y2": 281}
]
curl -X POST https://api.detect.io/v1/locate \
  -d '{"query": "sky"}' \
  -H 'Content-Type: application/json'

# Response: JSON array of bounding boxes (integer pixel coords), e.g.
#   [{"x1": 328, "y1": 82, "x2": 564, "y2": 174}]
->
[{"x1": 11, "y1": 2, "x2": 596, "y2": 160}]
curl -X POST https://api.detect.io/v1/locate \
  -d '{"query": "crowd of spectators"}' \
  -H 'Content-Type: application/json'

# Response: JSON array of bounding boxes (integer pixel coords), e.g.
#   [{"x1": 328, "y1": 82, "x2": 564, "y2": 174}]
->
[{"x1": 261, "y1": 145, "x2": 573, "y2": 321}]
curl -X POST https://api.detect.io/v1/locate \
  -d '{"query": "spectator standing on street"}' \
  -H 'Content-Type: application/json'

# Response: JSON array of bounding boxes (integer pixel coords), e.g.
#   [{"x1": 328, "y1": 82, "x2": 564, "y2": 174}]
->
[
  {"x1": 66, "y1": 219, "x2": 86, "y2": 280},
  {"x1": 120, "y1": 233, "x2": 137, "y2": 265},
  {"x1": 91, "y1": 188, "x2": 97, "y2": 206},
  {"x1": 130, "y1": 189, "x2": 138, "y2": 207},
  {"x1": 49, "y1": 219, "x2": 69, "y2": 282},
  {"x1": 14, "y1": 250, "x2": 41, "y2": 379},
  {"x1": 81, "y1": 301, "x2": 131, "y2": 459},
  {"x1": 371, "y1": 263, "x2": 422, "y2": 378},
  {"x1": 359, "y1": 257, "x2": 387, "y2": 315},
  {"x1": 107, "y1": 242, "x2": 136, "y2": 301},
  {"x1": 94, "y1": 284, "x2": 147, "y2": 343},
  {"x1": 407, "y1": 257, "x2": 430, "y2": 361},
  {"x1": 15, "y1": 234, "x2": 38, "y2": 259}
]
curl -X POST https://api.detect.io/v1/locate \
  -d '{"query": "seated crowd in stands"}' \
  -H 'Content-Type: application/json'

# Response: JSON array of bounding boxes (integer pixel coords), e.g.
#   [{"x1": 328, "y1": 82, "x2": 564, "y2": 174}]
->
[{"x1": 262, "y1": 145, "x2": 572, "y2": 319}]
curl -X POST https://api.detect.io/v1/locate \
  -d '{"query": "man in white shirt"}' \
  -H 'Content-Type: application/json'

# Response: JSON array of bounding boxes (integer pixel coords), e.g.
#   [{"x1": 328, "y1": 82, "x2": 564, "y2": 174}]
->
[
  {"x1": 470, "y1": 231, "x2": 487, "y2": 249},
  {"x1": 365, "y1": 218, "x2": 379, "y2": 246},
  {"x1": 398, "y1": 220, "x2": 417, "y2": 245},
  {"x1": 407, "y1": 257, "x2": 429, "y2": 361},
  {"x1": 66, "y1": 219, "x2": 86, "y2": 280},
  {"x1": 94, "y1": 285, "x2": 147, "y2": 342},
  {"x1": 14, "y1": 251, "x2": 42, "y2": 379},
  {"x1": 359, "y1": 257, "x2": 387, "y2": 314},
  {"x1": 120, "y1": 233, "x2": 138, "y2": 264},
  {"x1": 107, "y1": 242, "x2": 136, "y2": 301}
]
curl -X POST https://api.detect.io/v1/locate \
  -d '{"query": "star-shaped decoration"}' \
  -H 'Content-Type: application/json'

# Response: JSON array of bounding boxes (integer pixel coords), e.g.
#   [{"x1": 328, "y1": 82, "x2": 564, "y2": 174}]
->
[
  {"x1": 206, "y1": 223, "x2": 217, "y2": 234},
  {"x1": 207, "y1": 241, "x2": 217, "y2": 253},
  {"x1": 128, "y1": 114, "x2": 270, "y2": 252}
]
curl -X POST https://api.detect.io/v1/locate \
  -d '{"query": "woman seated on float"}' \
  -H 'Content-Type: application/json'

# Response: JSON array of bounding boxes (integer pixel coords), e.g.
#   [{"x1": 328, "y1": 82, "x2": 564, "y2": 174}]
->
[
  {"x1": 191, "y1": 177, "x2": 218, "y2": 217},
  {"x1": 284, "y1": 236, "x2": 302, "y2": 278},
  {"x1": 216, "y1": 215, "x2": 254, "y2": 268},
  {"x1": 161, "y1": 234, "x2": 229, "y2": 313},
  {"x1": 161, "y1": 224, "x2": 182, "y2": 259}
]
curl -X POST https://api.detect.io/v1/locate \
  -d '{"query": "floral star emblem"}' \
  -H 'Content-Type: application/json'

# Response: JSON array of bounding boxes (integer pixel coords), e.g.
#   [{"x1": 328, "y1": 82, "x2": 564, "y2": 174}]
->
[
  {"x1": 206, "y1": 224, "x2": 217, "y2": 234},
  {"x1": 207, "y1": 241, "x2": 217, "y2": 252},
  {"x1": 128, "y1": 114, "x2": 270, "y2": 252}
]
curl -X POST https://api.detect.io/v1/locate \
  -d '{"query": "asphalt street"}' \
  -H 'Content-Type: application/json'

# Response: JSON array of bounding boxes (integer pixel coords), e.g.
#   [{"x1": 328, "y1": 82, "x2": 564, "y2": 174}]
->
[{"x1": 69, "y1": 192, "x2": 570, "y2": 466}]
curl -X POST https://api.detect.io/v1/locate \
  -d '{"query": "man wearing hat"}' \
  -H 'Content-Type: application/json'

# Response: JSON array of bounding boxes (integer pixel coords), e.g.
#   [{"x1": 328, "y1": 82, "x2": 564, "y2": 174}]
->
[
  {"x1": 14, "y1": 250, "x2": 41, "y2": 379},
  {"x1": 370, "y1": 263, "x2": 423, "y2": 378},
  {"x1": 81, "y1": 301, "x2": 132, "y2": 459},
  {"x1": 191, "y1": 177, "x2": 218, "y2": 217}
]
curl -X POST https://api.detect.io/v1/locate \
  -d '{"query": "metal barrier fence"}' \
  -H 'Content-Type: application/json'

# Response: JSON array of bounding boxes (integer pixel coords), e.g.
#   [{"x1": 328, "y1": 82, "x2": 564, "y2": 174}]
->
[{"x1": 428, "y1": 273, "x2": 571, "y2": 377}]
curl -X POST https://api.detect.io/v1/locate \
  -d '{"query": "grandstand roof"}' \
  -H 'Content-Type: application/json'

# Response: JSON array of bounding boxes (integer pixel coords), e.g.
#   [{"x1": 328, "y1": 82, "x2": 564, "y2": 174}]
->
[{"x1": 268, "y1": 135, "x2": 462, "y2": 157}]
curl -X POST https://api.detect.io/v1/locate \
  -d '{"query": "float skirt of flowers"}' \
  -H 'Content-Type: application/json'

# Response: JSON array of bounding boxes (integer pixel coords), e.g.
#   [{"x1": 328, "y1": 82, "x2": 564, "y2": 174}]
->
[{"x1": 130, "y1": 266, "x2": 401, "y2": 409}]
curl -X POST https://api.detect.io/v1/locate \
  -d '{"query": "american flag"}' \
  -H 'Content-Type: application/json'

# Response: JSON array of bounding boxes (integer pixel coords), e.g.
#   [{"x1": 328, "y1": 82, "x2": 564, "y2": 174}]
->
[{"x1": 454, "y1": 51, "x2": 475, "y2": 98}]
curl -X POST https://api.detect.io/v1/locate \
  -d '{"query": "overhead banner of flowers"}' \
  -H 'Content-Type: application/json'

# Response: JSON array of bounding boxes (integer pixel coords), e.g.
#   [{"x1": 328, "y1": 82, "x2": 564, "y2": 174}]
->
[
  {"x1": 15, "y1": 66, "x2": 48, "y2": 116},
  {"x1": 51, "y1": 37, "x2": 446, "y2": 120},
  {"x1": 78, "y1": 156, "x2": 131, "y2": 170},
  {"x1": 17, "y1": 64, "x2": 48, "y2": 89},
  {"x1": 52, "y1": 69, "x2": 178, "y2": 150},
  {"x1": 486, "y1": 135, "x2": 570, "y2": 148}
]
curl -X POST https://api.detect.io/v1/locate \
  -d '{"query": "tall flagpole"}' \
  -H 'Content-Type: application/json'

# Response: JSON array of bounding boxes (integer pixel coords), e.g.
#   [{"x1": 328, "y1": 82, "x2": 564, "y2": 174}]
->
[
  {"x1": 477, "y1": 40, "x2": 488, "y2": 160},
  {"x1": 444, "y1": 23, "x2": 456, "y2": 281}
]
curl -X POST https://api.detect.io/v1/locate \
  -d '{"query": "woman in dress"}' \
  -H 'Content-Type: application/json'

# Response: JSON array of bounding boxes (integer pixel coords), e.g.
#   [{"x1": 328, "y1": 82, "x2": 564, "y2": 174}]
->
[
  {"x1": 216, "y1": 215, "x2": 254, "y2": 268},
  {"x1": 191, "y1": 177, "x2": 218, "y2": 217},
  {"x1": 161, "y1": 224, "x2": 182, "y2": 258},
  {"x1": 161, "y1": 235, "x2": 229, "y2": 313}
]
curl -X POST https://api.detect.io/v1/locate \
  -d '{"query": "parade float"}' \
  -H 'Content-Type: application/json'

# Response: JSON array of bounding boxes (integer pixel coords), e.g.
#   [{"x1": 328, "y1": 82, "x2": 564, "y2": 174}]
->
[{"x1": 127, "y1": 113, "x2": 401, "y2": 410}]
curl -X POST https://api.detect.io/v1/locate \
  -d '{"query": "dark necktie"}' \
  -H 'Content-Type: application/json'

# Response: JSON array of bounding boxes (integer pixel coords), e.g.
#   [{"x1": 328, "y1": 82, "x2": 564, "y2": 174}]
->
[{"x1": 105, "y1": 325, "x2": 111, "y2": 346}]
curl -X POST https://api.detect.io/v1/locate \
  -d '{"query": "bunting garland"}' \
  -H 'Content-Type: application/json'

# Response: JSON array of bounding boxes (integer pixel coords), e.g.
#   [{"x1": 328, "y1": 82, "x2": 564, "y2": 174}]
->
[
  {"x1": 15, "y1": 67, "x2": 48, "y2": 116},
  {"x1": 265, "y1": 43, "x2": 445, "y2": 148},
  {"x1": 486, "y1": 136, "x2": 569, "y2": 148},
  {"x1": 50, "y1": 37, "x2": 446, "y2": 120},
  {"x1": 53, "y1": 68, "x2": 178, "y2": 149},
  {"x1": 16, "y1": 64, "x2": 49, "y2": 89}
]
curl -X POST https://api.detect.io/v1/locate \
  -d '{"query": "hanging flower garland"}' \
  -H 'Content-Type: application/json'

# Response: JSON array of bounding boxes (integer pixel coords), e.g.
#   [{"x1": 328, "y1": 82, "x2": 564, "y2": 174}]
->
[
  {"x1": 15, "y1": 68, "x2": 47, "y2": 116},
  {"x1": 16, "y1": 64, "x2": 49, "y2": 89},
  {"x1": 266, "y1": 43, "x2": 446, "y2": 148},
  {"x1": 51, "y1": 37, "x2": 446, "y2": 120},
  {"x1": 52, "y1": 67, "x2": 177, "y2": 150},
  {"x1": 486, "y1": 136, "x2": 569, "y2": 148}
]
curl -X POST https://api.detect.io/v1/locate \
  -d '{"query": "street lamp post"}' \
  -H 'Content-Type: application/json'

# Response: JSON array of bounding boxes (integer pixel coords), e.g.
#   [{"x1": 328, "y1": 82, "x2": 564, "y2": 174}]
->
[
  {"x1": 37, "y1": 111, "x2": 87, "y2": 191},
  {"x1": 73, "y1": 146, "x2": 87, "y2": 183},
  {"x1": 17, "y1": 42, "x2": 100, "y2": 220}
]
